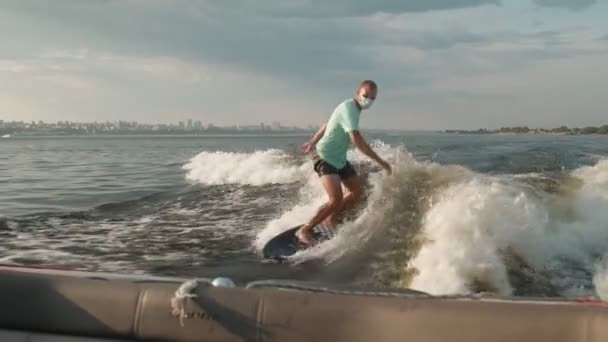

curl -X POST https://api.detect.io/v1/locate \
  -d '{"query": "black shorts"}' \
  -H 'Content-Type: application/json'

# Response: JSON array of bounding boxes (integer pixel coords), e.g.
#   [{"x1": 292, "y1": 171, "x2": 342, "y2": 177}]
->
[{"x1": 312, "y1": 152, "x2": 356, "y2": 180}]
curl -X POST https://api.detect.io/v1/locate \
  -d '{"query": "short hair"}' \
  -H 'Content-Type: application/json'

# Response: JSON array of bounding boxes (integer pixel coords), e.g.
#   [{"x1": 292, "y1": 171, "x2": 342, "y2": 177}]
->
[{"x1": 358, "y1": 80, "x2": 377, "y2": 91}]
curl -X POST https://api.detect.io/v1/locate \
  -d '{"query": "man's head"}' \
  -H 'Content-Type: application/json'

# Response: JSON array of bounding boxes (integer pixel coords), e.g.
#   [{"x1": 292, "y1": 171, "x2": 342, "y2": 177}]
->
[{"x1": 355, "y1": 80, "x2": 378, "y2": 110}]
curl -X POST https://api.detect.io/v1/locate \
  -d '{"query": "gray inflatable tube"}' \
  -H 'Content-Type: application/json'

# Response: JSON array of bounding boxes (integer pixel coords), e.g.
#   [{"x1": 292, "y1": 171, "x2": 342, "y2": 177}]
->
[{"x1": 0, "y1": 265, "x2": 607, "y2": 342}]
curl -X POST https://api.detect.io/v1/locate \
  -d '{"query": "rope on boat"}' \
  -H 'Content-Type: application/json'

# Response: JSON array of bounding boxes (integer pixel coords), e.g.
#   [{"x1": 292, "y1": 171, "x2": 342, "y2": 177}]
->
[{"x1": 170, "y1": 280, "x2": 200, "y2": 326}]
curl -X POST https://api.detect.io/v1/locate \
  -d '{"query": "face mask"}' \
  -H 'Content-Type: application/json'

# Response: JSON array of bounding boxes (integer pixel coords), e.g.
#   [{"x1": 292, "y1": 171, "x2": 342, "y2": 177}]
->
[{"x1": 359, "y1": 95, "x2": 374, "y2": 110}]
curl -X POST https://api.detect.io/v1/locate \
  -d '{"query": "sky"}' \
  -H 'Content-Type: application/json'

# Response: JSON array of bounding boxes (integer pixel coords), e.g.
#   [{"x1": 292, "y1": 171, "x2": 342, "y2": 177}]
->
[{"x1": 0, "y1": 0, "x2": 607, "y2": 130}]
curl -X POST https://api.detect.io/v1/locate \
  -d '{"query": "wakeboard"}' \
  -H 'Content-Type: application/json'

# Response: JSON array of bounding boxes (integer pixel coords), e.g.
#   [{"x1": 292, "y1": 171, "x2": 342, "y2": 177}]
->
[{"x1": 261, "y1": 224, "x2": 336, "y2": 261}]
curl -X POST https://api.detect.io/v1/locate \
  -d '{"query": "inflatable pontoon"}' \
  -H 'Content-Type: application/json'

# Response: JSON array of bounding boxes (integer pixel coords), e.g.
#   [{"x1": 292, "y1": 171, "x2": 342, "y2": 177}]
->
[{"x1": 1, "y1": 264, "x2": 607, "y2": 342}]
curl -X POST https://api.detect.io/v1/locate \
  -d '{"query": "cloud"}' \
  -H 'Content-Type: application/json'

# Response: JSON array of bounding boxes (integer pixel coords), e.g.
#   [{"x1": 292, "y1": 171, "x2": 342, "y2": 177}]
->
[
  {"x1": 201, "y1": 0, "x2": 502, "y2": 17},
  {"x1": 1, "y1": 0, "x2": 607, "y2": 127},
  {"x1": 2, "y1": 1, "x2": 604, "y2": 106},
  {"x1": 1, "y1": 0, "x2": 596, "y2": 90},
  {"x1": 422, "y1": 53, "x2": 608, "y2": 129},
  {"x1": 0, "y1": 56, "x2": 95, "y2": 89},
  {"x1": 0, "y1": 1, "x2": 501, "y2": 92},
  {"x1": 0, "y1": 47, "x2": 318, "y2": 125},
  {"x1": 533, "y1": 0, "x2": 597, "y2": 11}
]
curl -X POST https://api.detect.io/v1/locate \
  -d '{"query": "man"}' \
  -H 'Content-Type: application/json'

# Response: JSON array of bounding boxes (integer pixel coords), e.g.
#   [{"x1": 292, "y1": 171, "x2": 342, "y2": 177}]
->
[{"x1": 296, "y1": 80, "x2": 392, "y2": 245}]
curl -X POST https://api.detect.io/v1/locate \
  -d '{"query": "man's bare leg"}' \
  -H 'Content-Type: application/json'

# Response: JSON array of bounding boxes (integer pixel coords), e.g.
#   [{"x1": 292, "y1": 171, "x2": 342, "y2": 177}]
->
[
  {"x1": 325, "y1": 174, "x2": 362, "y2": 227},
  {"x1": 296, "y1": 174, "x2": 343, "y2": 245}
]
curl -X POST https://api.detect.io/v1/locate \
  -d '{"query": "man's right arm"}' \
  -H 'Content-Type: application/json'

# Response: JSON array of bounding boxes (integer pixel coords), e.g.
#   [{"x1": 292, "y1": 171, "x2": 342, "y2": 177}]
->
[
  {"x1": 300, "y1": 123, "x2": 327, "y2": 154},
  {"x1": 310, "y1": 123, "x2": 327, "y2": 145},
  {"x1": 349, "y1": 131, "x2": 391, "y2": 174}
]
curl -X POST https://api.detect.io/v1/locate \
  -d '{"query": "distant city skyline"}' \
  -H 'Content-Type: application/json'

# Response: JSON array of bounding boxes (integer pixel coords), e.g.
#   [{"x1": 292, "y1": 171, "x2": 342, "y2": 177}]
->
[
  {"x1": 3, "y1": 118, "x2": 608, "y2": 137},
  {"x1": 0, "y1": 118, "x2": 301, "y2": 129},
  {"x1": 0, "y1": 119, "x2": 314, "y2": 136},
  {"x1": 1, "y1": 1, "x2": 608, "y2": 129}
]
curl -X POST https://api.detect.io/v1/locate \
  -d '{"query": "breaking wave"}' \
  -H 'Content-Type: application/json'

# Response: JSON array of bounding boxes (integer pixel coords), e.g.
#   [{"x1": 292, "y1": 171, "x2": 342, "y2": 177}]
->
[
  {"x1": 183, "y1": 149, "x2": 308, "y2": 186},
  {"x1": 249, "y1": 143, "x2": 608, "y2": 298}
]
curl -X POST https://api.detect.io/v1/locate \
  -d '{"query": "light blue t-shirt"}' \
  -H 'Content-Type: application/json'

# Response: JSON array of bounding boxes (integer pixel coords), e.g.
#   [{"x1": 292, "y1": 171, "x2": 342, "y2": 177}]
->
[{"x1": 315, "y1": 98, "x2": 361, "y2": 169}]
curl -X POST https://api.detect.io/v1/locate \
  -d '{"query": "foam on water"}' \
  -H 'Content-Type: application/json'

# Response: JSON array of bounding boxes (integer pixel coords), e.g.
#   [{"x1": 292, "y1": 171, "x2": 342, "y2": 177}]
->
[
  {"x1": 408, "y1": 158, "x2": 608, "y2": 296},
  {"x1": 593, "y1": 257, "x2": 608, "y2": 300},
  {"x1": 5, "y1": 137, "x2": 608, "y2": 297},
  {"x1": 408, "y1": 177, "x2": 543, "y2": 295},
  {"x1": 254, "y1": 141, "x2": 408, "y2": 260},
  {"x1": 182, "y1": 149, "x2": 309, "y2": 186},
  {"x1": 252, "y1": 141, "x2": 608, "y2": 297},
  {"x1": 411, "y1": 158, "x2": 608, "y2": 296}
]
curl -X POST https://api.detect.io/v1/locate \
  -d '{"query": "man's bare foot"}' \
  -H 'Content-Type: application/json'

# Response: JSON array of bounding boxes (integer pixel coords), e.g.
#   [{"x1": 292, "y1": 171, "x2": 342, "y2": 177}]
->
[
  {"x1": 315, "y1": 220, "x2": 338, "y2": 238},
  {"x1": 295, "y1": 224, "x2": 315, "y2": 246}
]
